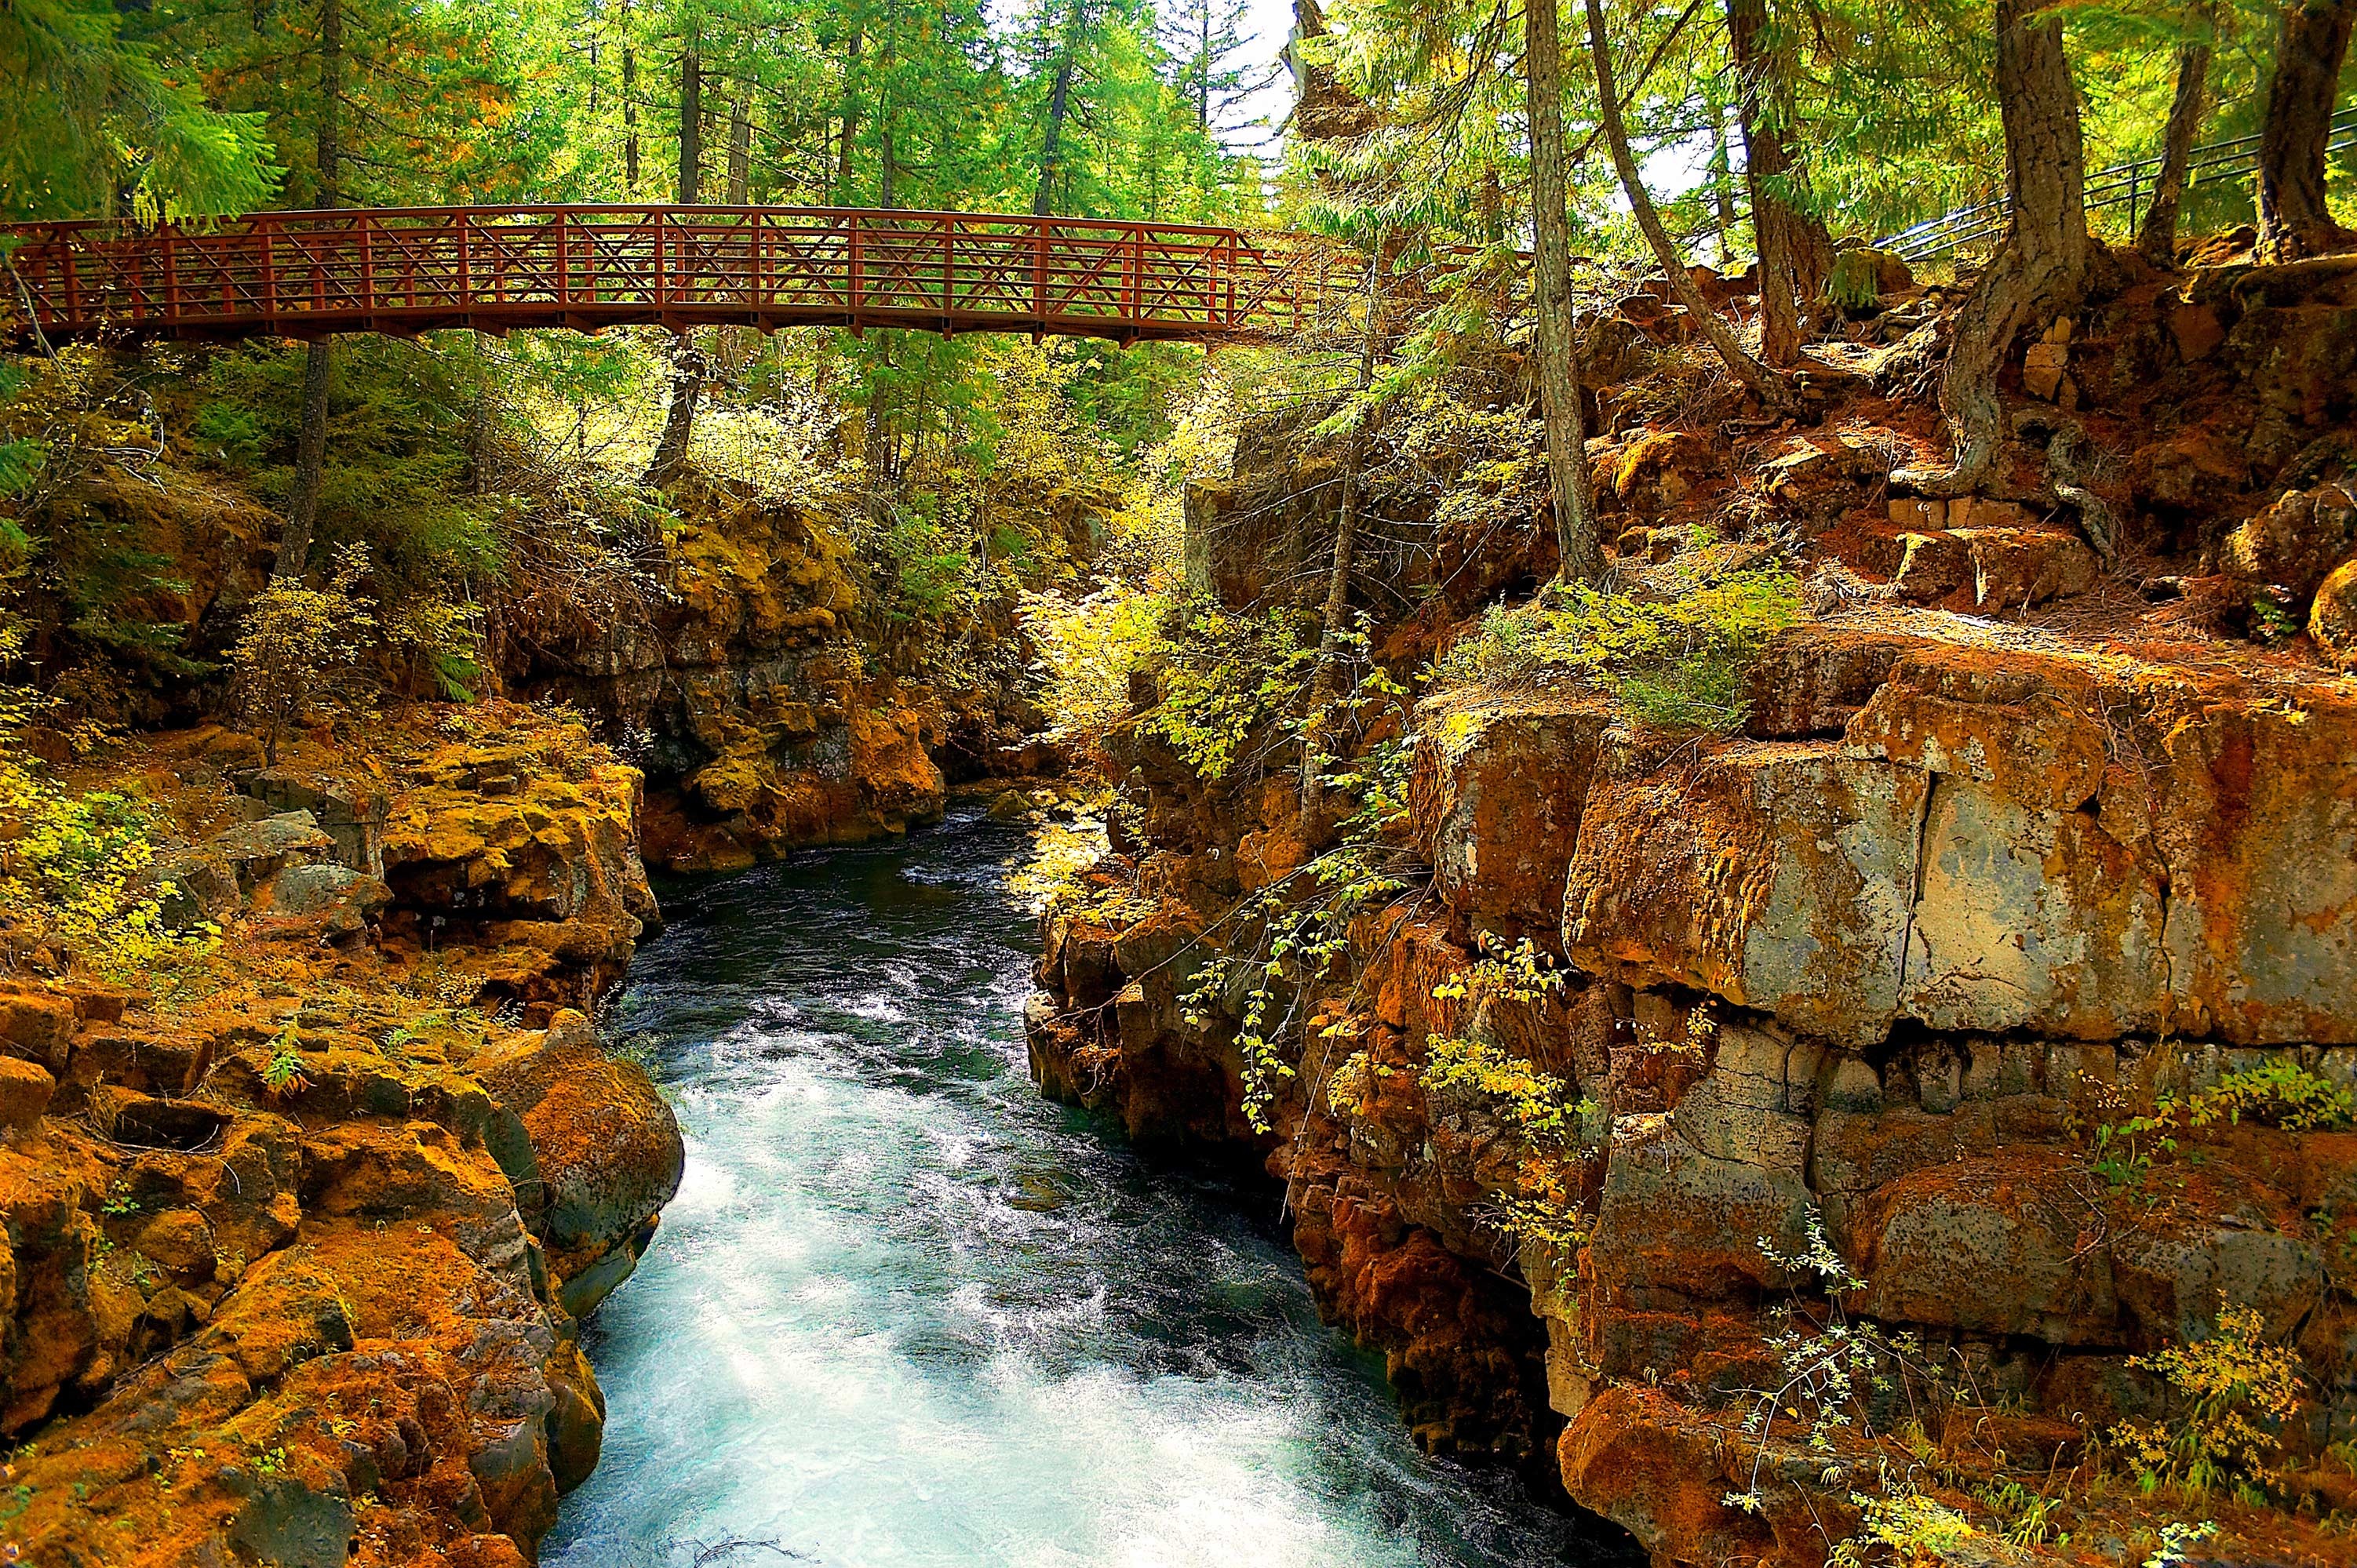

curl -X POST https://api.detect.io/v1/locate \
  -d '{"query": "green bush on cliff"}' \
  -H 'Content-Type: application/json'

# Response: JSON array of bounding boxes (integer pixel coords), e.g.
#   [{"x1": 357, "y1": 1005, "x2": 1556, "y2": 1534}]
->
[
  {"x1": 0, "y1": 686, "x2": 217, "y2": 984},
  {"x1": 1143, "y1": 598, "x2": 1317, "y2": 781},
  {"x1": 1433, "y1": 566, "x2": 1801, "y2": 732},
  {"x1": 2184, "y1": 1061, "x2": 2355, "y2": 1133}
]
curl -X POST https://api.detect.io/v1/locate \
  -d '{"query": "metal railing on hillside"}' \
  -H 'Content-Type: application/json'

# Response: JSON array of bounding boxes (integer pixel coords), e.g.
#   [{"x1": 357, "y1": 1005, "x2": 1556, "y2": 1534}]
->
[{"x1": 1878, "y1": 105, "x2": 2357, "y2": 263}]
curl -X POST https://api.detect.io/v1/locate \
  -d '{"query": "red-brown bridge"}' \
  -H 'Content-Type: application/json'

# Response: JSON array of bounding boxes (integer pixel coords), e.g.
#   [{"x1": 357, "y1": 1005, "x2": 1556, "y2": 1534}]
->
[{"x1": 2, "y1": 206, "x2": 1335, "y2": 347}]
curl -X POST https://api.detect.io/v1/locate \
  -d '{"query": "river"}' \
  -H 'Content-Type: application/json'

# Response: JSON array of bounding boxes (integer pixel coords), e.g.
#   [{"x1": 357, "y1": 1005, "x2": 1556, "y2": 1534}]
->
[{"x1": 544, "y1": 809, "x2": 1609, "y2": 1568}]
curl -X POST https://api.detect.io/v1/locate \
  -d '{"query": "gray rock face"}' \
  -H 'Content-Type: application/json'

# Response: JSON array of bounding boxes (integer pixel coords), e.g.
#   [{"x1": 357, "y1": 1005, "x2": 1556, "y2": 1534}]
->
[
  {"x1": 239, "y1": 767, "x2": 391, "y2": 875},
  {"x1": 1564, "y1": 639, "x2": 2357, "y2": 1049},
  {"x1": 264, "y1": 862, "x2": 392, "y2": 935}
]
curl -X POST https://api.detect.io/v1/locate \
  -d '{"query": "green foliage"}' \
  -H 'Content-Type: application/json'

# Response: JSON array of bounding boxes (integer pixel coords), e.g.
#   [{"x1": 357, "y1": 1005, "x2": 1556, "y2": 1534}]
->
[
  {"x1": 0, "y1": 0, "x2": 279, "y2": 221},
  {"x1": 1829, "y1": 1483, "x2": 1980, "y2": 1568},
  {"x1": 2141, "y1": 1521, "x2": 2220, "y2": 1568},
  {"x1": 0, "y1": 690, "x2": 217, "y2": 984},
  {"x1": 189, "y1": 403, "x2": 265, "y2": 470},
  {"x1": 1825, "y1": 249, "x2": 1885, "y2": 314},
  {"x1": 2184, "y1": 1061, "x2": 2356, "y2": 1133},
  {"x1": 876, "y1": 506, "x2": 978, "y2": 625},
  {"x1": 202, "y1": 340, "x2": 504, "y2": 587},
  {"x1": 1180, "y1": 838, "x2": 1412, "y2": 1131},
  {"x1": 2092, "y1": 1113, "x2": 2177, "y2": 1193},
  {"x1": 1973, "y1": 1477, "x2": 2065, "y2": 1548},
  {"x1": 1432, "y1": 566, "x2": 1802, "y2": 733},
  {"x1": 260, "y1": 1022, "x2": 309, "y2": 1099},
  {"x1": 1021, "y1": 581, "x2": 1171, "y2": 748},
  {"x1": 1143, "y1": 600, "x2": 1317, "y2": 782},
  {"x1": 2111, "y1": 1304, "x2": 2304, "y2": 1504}
]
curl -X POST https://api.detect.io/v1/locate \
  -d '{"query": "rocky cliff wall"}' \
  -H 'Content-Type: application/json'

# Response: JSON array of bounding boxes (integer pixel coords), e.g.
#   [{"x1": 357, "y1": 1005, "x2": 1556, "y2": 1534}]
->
[
  {"x1": 1027, "y1": 253, "x2": 2357, "y2": 1566},
  {"x1": 500, "y1": 486, "x2": 1055, "y2": 874},
  {"x1": 0, "y1": 708, "x2": 682, "y2": 1566}
]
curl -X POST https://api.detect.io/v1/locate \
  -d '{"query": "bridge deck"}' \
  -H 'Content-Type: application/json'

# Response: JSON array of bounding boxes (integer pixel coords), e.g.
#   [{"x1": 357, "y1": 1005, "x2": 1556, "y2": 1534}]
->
[{"x1": 1, "y1": 206, "x2": 1332, "y2": 347}]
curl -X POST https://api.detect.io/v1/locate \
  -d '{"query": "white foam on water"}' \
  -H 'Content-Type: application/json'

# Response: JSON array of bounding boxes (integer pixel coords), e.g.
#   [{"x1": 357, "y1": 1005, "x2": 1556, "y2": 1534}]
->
[{"x1": 548, "y1": 833, "x2": 1583, "y2": 1568}]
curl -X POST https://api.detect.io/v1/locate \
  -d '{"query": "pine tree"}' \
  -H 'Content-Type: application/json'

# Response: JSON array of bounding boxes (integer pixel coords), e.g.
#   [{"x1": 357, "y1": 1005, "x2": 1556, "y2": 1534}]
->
[{"x1": 0, "y1": 0, "x2": 277, "y2": 221}]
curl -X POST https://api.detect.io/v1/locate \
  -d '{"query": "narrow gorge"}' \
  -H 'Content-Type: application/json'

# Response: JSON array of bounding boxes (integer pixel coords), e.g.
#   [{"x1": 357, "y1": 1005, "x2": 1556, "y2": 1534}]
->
[{"x1": 9, "y1": 0, "x2": 2357, "y2": 1561}]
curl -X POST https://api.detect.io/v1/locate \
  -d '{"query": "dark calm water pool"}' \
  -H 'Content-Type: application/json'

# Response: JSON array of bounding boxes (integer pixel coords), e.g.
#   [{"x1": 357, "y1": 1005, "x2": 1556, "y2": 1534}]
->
[{"x1": 544, "y1": 811, "x2": 1598, "y2": 1568}]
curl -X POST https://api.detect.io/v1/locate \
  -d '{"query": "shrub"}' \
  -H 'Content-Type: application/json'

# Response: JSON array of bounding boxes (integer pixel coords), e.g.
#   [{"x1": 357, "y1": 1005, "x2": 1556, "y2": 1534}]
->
[
  {"x1": 1418, "y1": 1034, "x2": 1577, "y2": 1141},
  {"x1": 0, "y1": 689, "x2": 216, "y2": 984},
  {"x1": 1830, "y1": 1483, "x2": 1979, "y2": 1567},
  {"x1": 1431, "y1": 566, "x2": 1801, "y2": 733},
  {"x1": 1142, "y1": 599, "x2": 1316, "y2": 782},
  {"x1": 2109, "y1": 1304, "x2": 2304, "y2": 1504},
  {"x1": 230, "y1": 546, "x2": 378, "y2": 765},
  {"x1": 2184, "y1": 1060, "x2": 2355, "y2": 1133},
  {"x1": 876, "y1": 506, "x2": 976, "y2": 624},
  {"x1": 1018, "y1": 581, "x2": 1170, "y2": 748}
]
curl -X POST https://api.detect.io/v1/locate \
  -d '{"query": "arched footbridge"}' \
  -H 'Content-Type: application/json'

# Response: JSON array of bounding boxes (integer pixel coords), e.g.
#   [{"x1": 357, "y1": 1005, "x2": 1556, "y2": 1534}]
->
[{"x1": 1, "y1": 206, "x2": 1336, "y2": 347}]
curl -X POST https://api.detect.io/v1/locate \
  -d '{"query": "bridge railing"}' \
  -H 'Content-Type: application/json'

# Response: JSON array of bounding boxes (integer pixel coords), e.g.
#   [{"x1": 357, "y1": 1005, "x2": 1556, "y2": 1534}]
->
[{"x1": 1, "y1": 206, "x2": 1334, "y2": 346}]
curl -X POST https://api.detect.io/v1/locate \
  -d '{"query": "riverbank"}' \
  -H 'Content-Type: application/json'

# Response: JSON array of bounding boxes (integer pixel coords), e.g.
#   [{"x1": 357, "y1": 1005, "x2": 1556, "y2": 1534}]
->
[{"x1": 1023, "y1": 252, "x2": 2357, "y2": 1567}]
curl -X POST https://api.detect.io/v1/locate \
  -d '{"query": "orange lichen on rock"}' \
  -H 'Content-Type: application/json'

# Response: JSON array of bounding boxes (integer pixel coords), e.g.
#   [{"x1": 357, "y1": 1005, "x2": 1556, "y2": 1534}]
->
[{"x1": 0, "y1": 707, "x2": 682, "y2": 1565}]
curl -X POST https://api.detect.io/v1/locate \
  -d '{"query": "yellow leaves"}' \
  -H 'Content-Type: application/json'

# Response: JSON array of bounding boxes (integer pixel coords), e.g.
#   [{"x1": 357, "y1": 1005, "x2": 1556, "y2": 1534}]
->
[
  {"x1": 0, "y1": 726, "x2": 216, "y2": 986},
  {"x1": 2112, "y1": 1303, "x2": 2304, "y2": 1500},
  {"x1": 1417, "y1": 1034, "x2": 1575, "y2": 1141}
]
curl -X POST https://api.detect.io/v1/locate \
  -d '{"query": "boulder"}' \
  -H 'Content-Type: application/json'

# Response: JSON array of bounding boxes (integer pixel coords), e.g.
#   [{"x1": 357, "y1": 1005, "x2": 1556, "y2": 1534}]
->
[
  {"x1": 0, "y1": 987, "x2": 75, "y2": 1071},
  {"x1": 1412, "y1": 697, "x2": 1612, "y2": 944},
  {"x1": 1960, "y1": 526, "x2": 2100, "y2": 609},
  {"x1": 242, "y1": 766, "x2": 391, "y2": 874},
  {"x1": 1586, "y1": 1114, "x2": 1815, "y2": 1301},
  {"x1": 2220, "y1": 482, "x2": 2357, "y2": 598},
  {"x1": 1565, "y1": 742, "x2": 1925, "y2": 1048},
  {"x1": 0, "y1": 1058, "x2": 55, "y2": 1132},
  {"x1": 264, "y1": 864, "x2": 392, "y2": 936},
  {"x1": 1852, "y1": 1149, "x2": 2122, "y2": 1344},
  {"x1": 1557, "y1": 1388, "x2": 1775, "y2": 1568},
  {"x1": 206, "y1": 812, "x2": 340, "y2": 893},
  {"x1": 2313, "y1": 555, "x2": 2357, "y2": 668},
  {"x1": 473, "y1": 1013, "x2": 683, "y2": 1304}
]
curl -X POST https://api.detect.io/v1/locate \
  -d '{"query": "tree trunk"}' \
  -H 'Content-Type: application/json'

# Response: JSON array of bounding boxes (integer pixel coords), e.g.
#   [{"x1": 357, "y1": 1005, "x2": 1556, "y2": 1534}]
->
[
  {"x1": 1523, "y1": 0, "x2": 1605, "y2": 583},
  {"x1": 644, "y1": 39, "x2": 707, "y2": 488},
  {"x1": 727, "y1": 90, "x2": 751, "y2": 202},
  {"x1": 2139, "y1": 5, "x2": 2214, "y2": 266},
  {"x1": 623, "y1": 0, "x2": 639, "y2": 192},
  {"x1": 1197, "y1": 0, "x2": 1212, "y2": 131},
  {"x1": 1299, "y1": 256, "x2": 1383, "y2": 836},
  {"x1": 721, "y1": 91, "x2": 753, "y2": 374},
  {"x1": 1583, "y1": 0, "x2": 1792, "y2": 411},
  {"x1": 2256, "y1": 0, "x2": 2357, "y2": 260},
  {"x1": 836, "y1": 27, "x2": 860, "y2": 201},
  {"x1": 879, "y1": 34, "x2": 899, "y2": 209},
  {"x1": 1894, "y1": 0, "x2": 2089, "y2": 498},
  {"x1": 276, "y1": 0, "x2": 342, "y2": 580},
  {"x1": 1706, "y1": 86, "x2": 1738, "y2": 269},
  {"x1": 678, "y1": 45, "x2": 703, "y2": 203},
  {"x1": 1726, "y1": 0, "x2": 1831, "y2": 366},
  {"x1": 1034, "y1": 28, "x2": 1079, "y2": 216}
]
